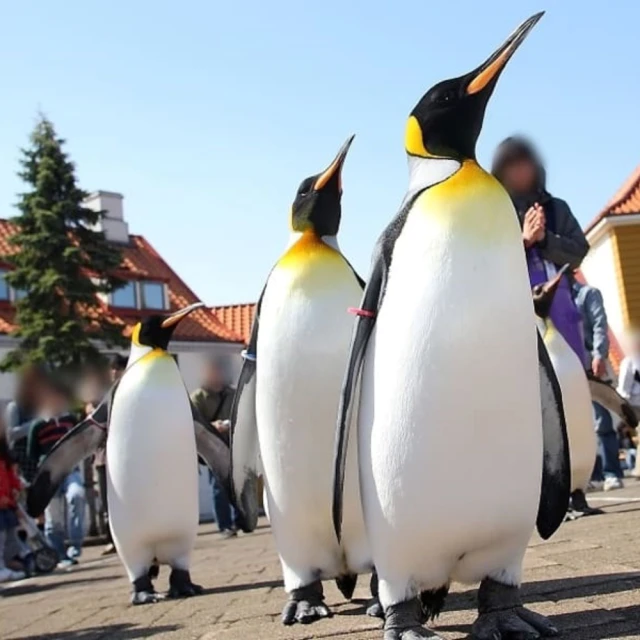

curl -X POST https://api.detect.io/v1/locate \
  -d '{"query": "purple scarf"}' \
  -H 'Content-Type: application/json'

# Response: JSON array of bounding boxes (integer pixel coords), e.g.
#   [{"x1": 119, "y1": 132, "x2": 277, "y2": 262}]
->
[{"x1": 528, "y1": 247, "x2": 588, "y2": 367}]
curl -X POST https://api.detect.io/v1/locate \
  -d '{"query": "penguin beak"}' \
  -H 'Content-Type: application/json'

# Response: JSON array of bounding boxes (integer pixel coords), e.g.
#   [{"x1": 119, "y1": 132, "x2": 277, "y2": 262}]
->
[
  {"x1": 466, "y1": 12, "x2": 544, "y2": 96},
  {"x1": 313, "y1": 135, "x2": 355, "y2": 193},
  {"x1": 532, "y1": 264, "x2": 569, "y2": 318},
  {"x1": 542, "y1": 263, "x2": 570, "y2": 297},
  {"x1": 161, "y1": 302, "x2": 205, "y2": 329}
]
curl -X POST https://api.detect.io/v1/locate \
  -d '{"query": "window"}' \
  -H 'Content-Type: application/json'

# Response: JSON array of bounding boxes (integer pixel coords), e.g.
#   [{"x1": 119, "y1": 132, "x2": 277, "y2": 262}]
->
[
  {"x1": 13, "y1": 288, "x2": 27, "y2": 301},
  {"x1": 0, "y1": 271, "x2": 8, "y2": 301},
  {"x1": 111, "y1": 282, "x2": 137, "y2": 308},
  {"x1": 141, "y1": 282, "x2": 165, "y2": 310}
]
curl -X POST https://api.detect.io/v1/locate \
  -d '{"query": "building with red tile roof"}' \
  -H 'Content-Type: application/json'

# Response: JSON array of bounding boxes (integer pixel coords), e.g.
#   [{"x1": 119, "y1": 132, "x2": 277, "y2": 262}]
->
[
  {"x1": 210, "y1": 303, "x2": 256, "y2": 345},
  {"x1": 0, "y1": 191, "x2": 244, "y2": 402},
  {"x1": 581, "y1": 165, "x2": 640, "y2": 375}
]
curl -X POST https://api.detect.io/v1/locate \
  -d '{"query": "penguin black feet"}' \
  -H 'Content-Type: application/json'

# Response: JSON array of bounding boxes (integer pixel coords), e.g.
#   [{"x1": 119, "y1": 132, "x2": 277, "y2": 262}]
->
[
  {"x1": 566, "y1": 490, "x2": 604, "y2": 520},
  {"x1": 384, "y1": 599, "x2": 443, "y2": 639},
  {"x1": 131, "y1": 575, "x2": 162, "y2": 605},
  {"x1": 471, "y1": 578, "x2": 559, "y2": 639},
  {"x1": 281, "y1": 581, "x2": 331, "y2": 626},
  {"x1": 167, "y1": 568, "x2": 203, "y2": 599},
  {"x1": 367, "y1": 571, "x2": 384, "y2": 619}
]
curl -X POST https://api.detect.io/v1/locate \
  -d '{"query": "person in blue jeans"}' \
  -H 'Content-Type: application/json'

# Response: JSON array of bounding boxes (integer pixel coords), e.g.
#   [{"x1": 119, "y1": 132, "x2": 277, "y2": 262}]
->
[
  {"x1": 43, "y1": 469, "x2": 85, "y2": 566},
  {"x1": 191, "y1": 357, "x2": 239, "y2": 539},
  {"x1": 573, "y1": 279, "x2": 624, "y2": 491},
  {"x1": 27, "y1": 372, "x2": 86, "y2": 567}
]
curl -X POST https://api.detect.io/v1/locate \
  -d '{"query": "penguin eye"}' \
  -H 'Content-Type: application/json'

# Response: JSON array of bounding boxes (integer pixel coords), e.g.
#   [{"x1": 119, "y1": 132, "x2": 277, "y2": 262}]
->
[
  {"x1": 434, "y1": 89, "x2": 458, "y2": 106},
  {"x1": 297, "y1": 179, "x2": 314, "y2": 197}
]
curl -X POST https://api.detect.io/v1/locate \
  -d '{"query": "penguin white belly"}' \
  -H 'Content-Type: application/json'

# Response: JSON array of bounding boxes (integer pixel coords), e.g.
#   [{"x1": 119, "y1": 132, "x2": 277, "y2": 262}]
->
[
  {"x1": 360, "y1": 195, "x2": 541, "y2": 605},
  {"x1": 107, "y1": 352, "x2": 198, "y2": 580},
  {"x1": 257, "y1": 248, "x2": 369, "y2": 589},
  {"x1": 543, "y1": 327, "x2": 596, "y2": 492}
]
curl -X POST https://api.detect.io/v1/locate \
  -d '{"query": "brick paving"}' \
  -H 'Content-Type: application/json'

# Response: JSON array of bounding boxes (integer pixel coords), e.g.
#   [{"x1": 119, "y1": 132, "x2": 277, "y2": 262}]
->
[{"x1": 3, "y1": 483, "x2": 640, "y2": 639}]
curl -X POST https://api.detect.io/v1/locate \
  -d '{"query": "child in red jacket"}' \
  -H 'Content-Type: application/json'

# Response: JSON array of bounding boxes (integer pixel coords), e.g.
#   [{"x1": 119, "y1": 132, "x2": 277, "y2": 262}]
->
[{"x1": 0, "y1": 416, "x2": 27, "y2": 582}]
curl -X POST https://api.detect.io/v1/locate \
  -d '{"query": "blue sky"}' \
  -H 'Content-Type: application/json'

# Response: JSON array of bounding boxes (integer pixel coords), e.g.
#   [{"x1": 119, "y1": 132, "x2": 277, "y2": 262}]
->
[{"x1": 1, "y1": 1, "x2": 638, "y2": 304}]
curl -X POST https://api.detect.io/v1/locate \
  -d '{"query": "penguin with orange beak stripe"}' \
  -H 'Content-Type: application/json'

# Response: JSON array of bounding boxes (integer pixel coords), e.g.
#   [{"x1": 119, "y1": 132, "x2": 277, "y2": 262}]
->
[
  {"x1": 333, "y1": 13, "x2": 569, "y2": 640},
  {"x1": 28, "y1": 303, "x2": 238, "y2": 604},
  {"x1": 230, "y1": 137, "x2": 379, "y2": 625}
]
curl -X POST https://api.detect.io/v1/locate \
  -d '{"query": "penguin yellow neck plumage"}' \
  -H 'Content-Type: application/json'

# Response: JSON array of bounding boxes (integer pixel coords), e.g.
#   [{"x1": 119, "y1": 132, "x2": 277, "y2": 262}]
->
[
  {"x1": 410, "y1": 159, "x2": 516, "y2": 241},
  {"x1": 271, "y1": 229, "x2": 350, "y2": 295},
  {"x1": 278, "y1": 229, "x2": 341, "y2": 269}
]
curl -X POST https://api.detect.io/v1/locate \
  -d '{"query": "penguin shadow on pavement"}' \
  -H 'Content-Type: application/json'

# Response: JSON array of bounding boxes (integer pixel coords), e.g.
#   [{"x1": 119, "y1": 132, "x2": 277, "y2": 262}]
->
[
  {"x1": 198, "y1": 577, "x2": 283, "y2": 596},
  {"x1": 433, "y1": 572, "x2": 640, "y2": 639},
  {"x1": 0, "y1": 574, "x2": 117, "y2": 597},
  {"x1": 8, "y1": 624, "x2": 180, "y2": 640}
]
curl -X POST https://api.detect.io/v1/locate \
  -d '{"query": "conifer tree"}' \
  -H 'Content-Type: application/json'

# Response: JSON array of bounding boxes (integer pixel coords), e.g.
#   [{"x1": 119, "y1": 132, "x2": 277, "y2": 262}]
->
[{"x1": 2, "y1": 116, "x2": 126, "y2": 371}]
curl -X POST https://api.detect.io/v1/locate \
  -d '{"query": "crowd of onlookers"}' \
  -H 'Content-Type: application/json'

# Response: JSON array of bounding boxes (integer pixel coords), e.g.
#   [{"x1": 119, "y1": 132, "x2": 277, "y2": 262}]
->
[
  {"x1": 0, "y1": 352, "x2": 245, "y2": 584},
  {"x1": 1, "y1": 134, "x2": 640, "y2": 586}
]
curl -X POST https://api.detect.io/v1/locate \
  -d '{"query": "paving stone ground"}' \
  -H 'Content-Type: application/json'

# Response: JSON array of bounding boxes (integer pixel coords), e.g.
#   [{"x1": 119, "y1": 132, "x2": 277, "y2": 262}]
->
[{"x1": 3, "y1": 482, "x2": 640, "y2": 639}]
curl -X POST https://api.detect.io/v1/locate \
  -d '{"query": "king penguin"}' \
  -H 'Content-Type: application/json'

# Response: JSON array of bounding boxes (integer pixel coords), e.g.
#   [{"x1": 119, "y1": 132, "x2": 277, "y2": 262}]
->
[
  {"x1": 27, "y1": 303, "x2": 241, "y2": 604},
  {"x1": 231, "y1": 137, "x2": 379, "y2": 625},
  {"x1": 533, "y1": 269, "x2": 602, "y2": 518},
  {"x1": 332, "y1": 13, "x2": 571, "y2": 640}
]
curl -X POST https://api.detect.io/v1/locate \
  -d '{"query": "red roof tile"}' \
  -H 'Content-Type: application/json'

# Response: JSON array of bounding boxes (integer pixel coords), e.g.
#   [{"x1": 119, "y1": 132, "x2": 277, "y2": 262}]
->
[
  {"x1": 211, "y1": 304, "x2": 256, "y2": 345},
  {"x1": 585, "y1": 165, "x2": 640, "y2": 234},
  {"x1": 0, "y1": 219, "x2": 243, "y2": 344}
]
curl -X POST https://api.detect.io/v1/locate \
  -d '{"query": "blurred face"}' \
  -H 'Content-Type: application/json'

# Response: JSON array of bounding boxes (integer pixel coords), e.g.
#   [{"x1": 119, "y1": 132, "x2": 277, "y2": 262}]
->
[
  {"x1": 17, "y1": 366, "x2": 43, "y2": 409},
  {"x1": 41, "y1": 383, "x2": 69, "y2": 415},
  {"x1": 205, "y1": 363, "x2": 225, "y2": 390},
  {"x1": 501, "y1": 157, "x2": 537, "y2": 194}
]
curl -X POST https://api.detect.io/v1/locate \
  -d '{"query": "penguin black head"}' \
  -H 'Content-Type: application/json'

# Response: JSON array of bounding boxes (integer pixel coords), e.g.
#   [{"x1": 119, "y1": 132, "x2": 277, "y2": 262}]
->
[
  {"x1": 532, "y1": 264, "x2": 570, "y2": 319},
  {"x1": 406, "y1": 12, "x2": 544, "y2": 161},
  {"x1": 132, "y1": 302, "x2": 205, "y2": 351},
  {"x1": 290, "y1": 135, "x2": 355, "y2": 236}
]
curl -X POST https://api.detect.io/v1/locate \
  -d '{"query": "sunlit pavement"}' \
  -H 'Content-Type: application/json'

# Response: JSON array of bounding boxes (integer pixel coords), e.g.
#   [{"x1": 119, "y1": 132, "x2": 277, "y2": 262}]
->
[{"x1": 3, "y1": 482, "x2": 640, "y2": 640}]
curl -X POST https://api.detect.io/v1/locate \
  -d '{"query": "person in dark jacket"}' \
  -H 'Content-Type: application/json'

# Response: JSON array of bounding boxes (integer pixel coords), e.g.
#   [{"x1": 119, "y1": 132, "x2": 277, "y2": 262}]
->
[
  {"x1": 191, "y1": 356, "x2": 238, "y2": 538},
  {"x1": 5, "y1": 365, "x2": 47, "y2": 483},
  {"x1": 90, "y1": 354, "x2": 127, "y2": 556},
  {"x1": 28, "y1": 373, "x2": 84, "y2": 569},
  {"x1": 492, "y1": 136, "x2": 590, "y2": 366}
]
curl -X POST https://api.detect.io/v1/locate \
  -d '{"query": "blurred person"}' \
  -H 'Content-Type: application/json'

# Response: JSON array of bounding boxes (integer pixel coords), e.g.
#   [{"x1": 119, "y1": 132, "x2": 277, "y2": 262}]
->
[
  {"x1": 573, "y1": 279, "x2": 624, "y2": 491},
  {"x1": 492, "y1": 136, "x2": 590, "y2": 365},
  {"x1": 90, "y1": 354, "x2": 127, "y2": 556},
  {"x1": 27, "y1": 373, "x2": 84, "y2": 568},
  {"x1": 617, "y1": 330, "x2": 640, "y2": 478},
  {"x1": 5, "y1": 365, "x2": 46, "y2": 483},
  {"x1": 191, "y1": 356, "x2": 239, "y2": 538},
  {"x1": 0, "y1": 415, "x2": 29, "y2": 582}
]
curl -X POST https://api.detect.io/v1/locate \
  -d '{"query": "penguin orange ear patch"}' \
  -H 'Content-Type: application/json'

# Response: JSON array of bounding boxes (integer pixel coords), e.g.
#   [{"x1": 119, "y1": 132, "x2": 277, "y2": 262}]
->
[{"x1": 405, "y1": 116, "x2": 428, "y2": 157}]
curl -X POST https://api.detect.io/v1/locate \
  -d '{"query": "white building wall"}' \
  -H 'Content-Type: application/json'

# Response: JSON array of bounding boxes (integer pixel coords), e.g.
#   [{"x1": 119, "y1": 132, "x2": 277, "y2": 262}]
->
[
  {"x1": 581, "y1": 233, "x2": 626, "y2": 342},
  {"x1": 172, "y1": 342, "x2": 244, "y2": 393}
]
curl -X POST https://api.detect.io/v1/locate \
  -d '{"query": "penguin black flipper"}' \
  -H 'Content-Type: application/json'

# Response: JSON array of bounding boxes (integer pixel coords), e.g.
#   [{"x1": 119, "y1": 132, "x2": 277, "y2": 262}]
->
[
  {"x1": 229, "y1": 290, "x2": 264, "y2": 534},
  {"x1": 586, "y1": 374, "x2": 639, "y2": 428},
  {"x1": 536, "y1": 331, "x2": 571, "y2": 540},
  {"x1": 191, "y1": 402, "x2": 232, "y2": 491},
  {"x1": 26, "y1": 388, "x2": 115, "y2": 518},
  {"x1": 333, "y1": 247, "x2": 388, "y2": 540}
]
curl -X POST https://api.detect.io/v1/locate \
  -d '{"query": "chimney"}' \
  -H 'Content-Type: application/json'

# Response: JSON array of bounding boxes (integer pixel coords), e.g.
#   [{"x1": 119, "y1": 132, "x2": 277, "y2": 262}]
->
[{"x1": 83, "y1": 191, "x2": 130, "y2": 244}]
